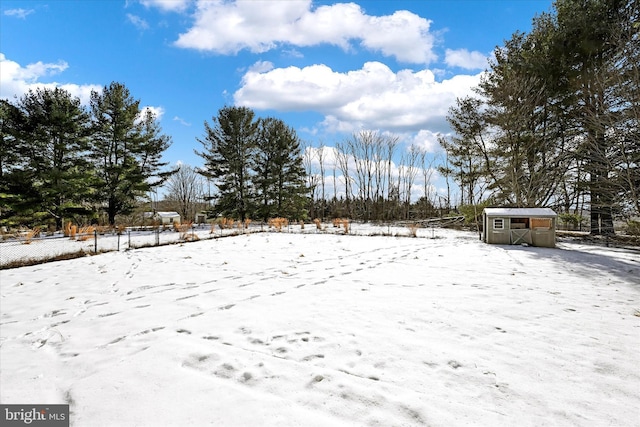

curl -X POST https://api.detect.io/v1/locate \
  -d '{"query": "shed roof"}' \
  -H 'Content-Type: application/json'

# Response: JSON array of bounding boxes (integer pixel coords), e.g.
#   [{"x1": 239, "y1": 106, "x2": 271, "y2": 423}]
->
[
  {"x1": 483, "y1": 208, "x2": 557, "y2": 217},
  {"x1": 156, "y1": 211, "x2": 180, "y2": 217},
  {"x1": 144, "y1": 211, "x2": 181, "y2": 218}
]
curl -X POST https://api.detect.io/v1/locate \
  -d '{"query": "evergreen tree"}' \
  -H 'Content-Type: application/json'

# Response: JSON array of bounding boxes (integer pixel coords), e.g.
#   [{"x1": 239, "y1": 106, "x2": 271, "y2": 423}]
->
[
  {"x1": 552, "y1": 0, "x2": 634, "y2": 234},
  {"x1": 478, "y1": 21, "x2": 573, "y2": 207},
  {"x1": 441, "y1": 97, "x2": 490, "y2": 206},
  {"x1": 196, "y1": 106, "x2": 258, "y2": 221},
  {"x1": 89, "y1": 82, "x2": 173, "y2": 226},
  {"x1": 0, "y1": 99, "x2": 26, "y2": 227},
  {"x1": 444, "y1": 0, "x2": 638, "y2": 234},
  {"x1": 254, "y1": 117, "x2": 308, "y2": 221},
  {"x1": 1, "y1": 88, "x2": 93, "y2": 228}
]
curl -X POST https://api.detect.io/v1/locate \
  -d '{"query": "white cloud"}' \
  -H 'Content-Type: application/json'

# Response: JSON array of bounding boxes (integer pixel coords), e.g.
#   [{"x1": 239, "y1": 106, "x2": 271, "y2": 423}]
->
[
  {"x1": 444, "y1": 48, "x2": 488, "y2": 70},
  {"x1": 409, "y1": 130, "x2": 444, "y2": 154},
  {"x1": 140, "y1": 105, "x2": 165, "y2": 120},
  {"x1": 0, "y1": 53, "x2": 101, "y2": 104},
  {"x1": 234, "y1": 61, "x2": 481, "y2": 134},
  {"x1": 282, "y1": 48, "x2": 304, "y2": 59},
  {"x1": 127, "y1": 13, "x2": 150, "y2": 30},
  {"x1": 247, "y1": 61, "x2": 274, "y2": 74},
  {"x1": 4, "y1": 8, "x2": 35, "y2": 19},
  {"x1": 174, "y1": 0, "x2": 436, "y2": 64},
  {"x1": 139, "y1": 0, "x2": 192, "y2": 12},
  {"x1": 173, "y1": 116, "x2": 191, "y2": 126}
]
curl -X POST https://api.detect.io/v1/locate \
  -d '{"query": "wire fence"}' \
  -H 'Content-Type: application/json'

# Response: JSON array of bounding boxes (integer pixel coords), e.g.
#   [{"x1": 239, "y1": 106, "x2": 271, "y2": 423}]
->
[
  {"x1": 0, "y1": 220, "x2": 456, "y2": 269},
  {"x1": 0, "y1": 225, "x2": 257, "y2": 269}
]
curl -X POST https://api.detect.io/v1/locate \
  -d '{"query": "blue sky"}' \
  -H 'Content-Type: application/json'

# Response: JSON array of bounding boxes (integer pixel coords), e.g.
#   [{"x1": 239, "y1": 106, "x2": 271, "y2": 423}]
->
[{"x1": 1, "y1": 0, "x2": 553, "y2": 201}]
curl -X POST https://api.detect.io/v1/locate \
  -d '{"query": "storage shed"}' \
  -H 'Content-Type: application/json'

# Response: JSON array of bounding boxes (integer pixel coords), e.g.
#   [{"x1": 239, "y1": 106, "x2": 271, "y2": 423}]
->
[{"x1": 482, "y1": 208, "x2": 557, "y2": 248}]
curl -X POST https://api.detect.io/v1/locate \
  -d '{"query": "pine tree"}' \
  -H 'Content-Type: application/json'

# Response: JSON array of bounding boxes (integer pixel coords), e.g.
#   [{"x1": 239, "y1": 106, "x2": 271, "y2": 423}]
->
[
  {"x1": 254, "y1": 117, "x2": 308, "y2": 221},
  {"x1": 89, "y1": 82, "x2": 172, "y2": 226},
  {"x1": 552, "y1": 0, "x2": 634, "y2": 235},
  {"x1": 442, "y1": 97, "x2": 490, "y2": 206},
  {"x1": 196, "y1": 106, "x2": 258, "y2": 221},
  {"x1": 1, "y1": 88, "x2": 94, "y2": 228},
  {"x1": 0, "y1": 99, "x2": 27, "y2": 227},
  {"x1": 478, "y1": 23, "x2": 573, "y2": 207}
]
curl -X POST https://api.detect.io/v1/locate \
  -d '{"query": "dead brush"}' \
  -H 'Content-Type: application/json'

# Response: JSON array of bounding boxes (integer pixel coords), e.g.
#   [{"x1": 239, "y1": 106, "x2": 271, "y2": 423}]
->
[
  {"x1": 77, "y1": 226, "x2": 95, "y2": 241},
  {"x1": 269, "y1": 217, "x2": 288, "y2": 232},
  {"x1": 299, "y1": 220, "x2": 305, "y2": 230},
  {"x1": 64, "y1": 221, "x2": 73, "y2": 237},
  {"x1": 178, "y1": 222, "x2": 199, "y2": 241},
  {"x1": 332, "y1": 218, "x2": 342, "y2": 228},
  {"x1": 22, "y1": 227, "x2": 41, "y2": 244},
  {"x1": 215, "y1": 217, "x2": 234, "y2": 231},
  {"x1": 95, "y1": 225, "x2": 109, "y2": 235},
  {"x1": 313, "y1": 218, "x2": 322, "y2": 230},
  {"x1": 408, "y1": 223, "x2": 419, "y2": 238},
  {"x1": 342, "y1": 219, "x2": 350, "y2": 234}
]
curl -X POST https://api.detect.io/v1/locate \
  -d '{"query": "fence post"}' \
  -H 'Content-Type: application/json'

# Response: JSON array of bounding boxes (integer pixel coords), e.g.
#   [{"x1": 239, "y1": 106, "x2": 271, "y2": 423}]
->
[
  {"x1": 155, "y1": 228, "x2": 160, "y2": 246},
  {"x1": 94, "y1": 229, "x2": 98, "y2": 253}
]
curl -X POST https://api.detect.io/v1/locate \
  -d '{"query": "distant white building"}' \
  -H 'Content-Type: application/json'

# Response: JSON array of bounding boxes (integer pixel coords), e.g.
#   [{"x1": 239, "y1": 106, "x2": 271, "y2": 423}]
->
[{"x1": 144, "y1": 211, "x2": 181, "y2": 225}]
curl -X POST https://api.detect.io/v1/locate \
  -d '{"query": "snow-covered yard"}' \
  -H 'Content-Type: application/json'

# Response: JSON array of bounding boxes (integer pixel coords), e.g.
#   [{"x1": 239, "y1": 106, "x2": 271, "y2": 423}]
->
[{"x1": 1, "y1": 226, "x2": 639, "y2": 426}]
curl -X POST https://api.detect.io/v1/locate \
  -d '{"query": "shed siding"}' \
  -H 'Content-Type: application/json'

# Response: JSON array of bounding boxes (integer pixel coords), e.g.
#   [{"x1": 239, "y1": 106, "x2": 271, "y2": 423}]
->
[{"x1": 482, "y1": 209, "x2": 557, "y2": 248}]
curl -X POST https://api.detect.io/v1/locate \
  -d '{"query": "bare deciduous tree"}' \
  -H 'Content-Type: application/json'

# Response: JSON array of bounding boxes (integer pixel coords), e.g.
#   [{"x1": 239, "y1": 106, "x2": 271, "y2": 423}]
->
[{"x1": 165, "y1": 164, "x2": 204, "y2": 222}]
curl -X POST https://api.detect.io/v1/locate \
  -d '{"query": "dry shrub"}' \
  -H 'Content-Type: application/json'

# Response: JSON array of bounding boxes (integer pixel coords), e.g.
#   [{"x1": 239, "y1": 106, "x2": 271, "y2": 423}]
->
[
  {"x1": 313, "y1": 218, "x2": 322, "y2": 230},
  {"x1": 22, "y1": 227, "x2": 41, "y2": 245},
  {"x1": 95, "y1": 225, "x2": 109, "y2": 235},
  {"x1": 244, "y1": 218, "x2": 252, "y2": 229},
  {"x1": 77, "y1": 226, "x2": 95, "y2": 241},
  {"x1": 299, "y1": 220, "x2": 305, "y2": 230},
  {"x1": 214, "y1": 217, "x2": 234, "y2": 230},
  {"x1": 69, "y1": 225, "x2": 77, "y2": 240},
  {"x1": 116, "y1": 224, "x2": 127, "y2": 235},
  {"x1": 177, "y1": 222, "x2": 198, "y2": 241},
  {"x1": 330, "y1": 218, "x2": 349, "y2": 233},
  {"x1": 64, "y1": 222, "x2": 73, "y2": 237},
  {"x1": 408, "y1": 223, "x2": 419, "y2": 238},
  {"x1": 342, "y1": 219, "x2": 350, "y2": 234},
  {"x1": 221, "y1": 218, "x2": 234, "y2": 229},
  {"x1": 269, "y1": 217, "x2": 289, "y2": 232}
]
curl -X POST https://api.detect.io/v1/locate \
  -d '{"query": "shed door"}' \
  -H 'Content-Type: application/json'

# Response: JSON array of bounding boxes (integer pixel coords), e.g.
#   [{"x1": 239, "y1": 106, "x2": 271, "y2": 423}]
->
[{"x1": 510, "y1": 229, "x2": 532, "y2": 245}]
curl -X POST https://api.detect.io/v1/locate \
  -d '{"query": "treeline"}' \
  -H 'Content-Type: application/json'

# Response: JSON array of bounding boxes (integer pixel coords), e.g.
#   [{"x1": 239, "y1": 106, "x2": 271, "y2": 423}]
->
[
  {"x1": 165, "y1": 108, "x2": 439, "y2": 224},
  {"x1": 163, "y1": 120, "x2": 440, "y2": 224},
  {"x1": 302, "y1": 132, "x2": 439, "y2": 222},
  {"x1": 439, "y1": 0, "x2": 639, "y2": 235},
  {"x1": 1, "y1": 82, "x2": 174, "y2": 229}
]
